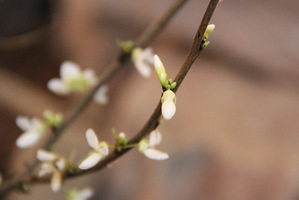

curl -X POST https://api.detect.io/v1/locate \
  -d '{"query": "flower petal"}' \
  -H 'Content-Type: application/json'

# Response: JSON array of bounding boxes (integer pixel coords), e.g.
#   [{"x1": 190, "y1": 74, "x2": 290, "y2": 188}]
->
[
  {"x1": 36, "y1": 149, "x2": 57, "y2": 161},
  {"x1": 83, "y1": 69, "x2": 98, "y2": 86},
  {"x1": 149, "y1": 130, "x2": 162, "y2": 146},
  {"x1": 60, "y1": 61, "x2": 81, "y2": 79},
  {"x1": 51, "y1": 171, "x2": 62, "y2": 192},
  {"x1": 94, "y1": 85, "x2": 109, "y2": 105},
  {"x1": 162, "y1": 100, "x2": 176, "y2": 120},
  {"x1": 16, "y1": 132, "x2": 40, "y2": 148},
  {"x1": 154, "y1": 55, "x2": 164, "y2": 70},
  {"x1": 78, "y1": 187, "x2": 94, "y2": 199},
  {"x1": 85, "y1": 129, "x2": 99, "y2": 150},
  {"x1": 142, "y1": 47, "x2": 154, "y2": 64},
  {"x1": 38, "y1": 163, "x2": 54, "y2": 177},
  {"x1": 55, "y1": 158, "x2": 66, "y2": 171},
  {"x1": 135, "y1": 61, "x2": 151, "y2": 78},
  {"x1": 79, "y1": 152, "x2": 102, "y2": 170},
  {"x1": 16, "y1": 116, "x2": 31, "y2": 131},
  {"x1": 144, "y1": 148, "x2": 169, "y2": 160},
  {"x1": 48, "y1": 78, "x2": 69, "y2": 95}
]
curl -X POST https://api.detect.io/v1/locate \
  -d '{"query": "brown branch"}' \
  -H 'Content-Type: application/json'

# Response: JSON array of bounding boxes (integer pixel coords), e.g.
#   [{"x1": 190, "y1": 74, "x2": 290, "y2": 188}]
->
[
  {"x1": 19, "y1": 0, "x2": 220, "y2": 186},
  {"x1": 0, "y1": 0, "x2": 189, "y2": 198},
  {"x1": 71, "y1": 0, "x2": 220, "y2": 178}
]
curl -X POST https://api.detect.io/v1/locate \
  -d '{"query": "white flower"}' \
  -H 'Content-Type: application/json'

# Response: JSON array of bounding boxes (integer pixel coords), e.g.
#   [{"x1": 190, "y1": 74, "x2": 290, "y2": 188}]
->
[
  {"x1": 48, "y1": 61, "x2": 98, "y2": 95},
  {"x1": 79, "y1": 129, "x2": 109, "y2": 170},
  {"x1": 16, "y1": 116, "x2": 47, "y2": 148},
  {"x1": 67, "y1": 187, "x2": 94, "y2": 200},
  {"x1": 161, "y1": 90, "x2": 176, "y2": 120},
  {"x1": 138, "y1": 130, "x2": 169, "y2": 160},
  {"x1": 131, "y1": 47, "x2": 154, "y2": 78},
  {"x1": 36, "y1": 149, "x2": 66, "y2": 192},
  {"x1": 93, "y1": 84, "x2": 109, "y2": 105}
]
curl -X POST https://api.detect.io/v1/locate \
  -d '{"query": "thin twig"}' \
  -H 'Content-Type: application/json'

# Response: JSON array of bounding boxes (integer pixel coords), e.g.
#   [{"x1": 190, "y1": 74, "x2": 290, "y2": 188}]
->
[
  {"x1": 27, "y1": 0, "x2": 219, "y2": 181},
  {"x1": 70, "y1": 0, "x2": 220, "y2": 178},
  {"x1": 0, "y1": 0, "x2": 188, "y2": 197},
  {"x1": 23, "y1": 0, "x2": 220, "y2": 183}
]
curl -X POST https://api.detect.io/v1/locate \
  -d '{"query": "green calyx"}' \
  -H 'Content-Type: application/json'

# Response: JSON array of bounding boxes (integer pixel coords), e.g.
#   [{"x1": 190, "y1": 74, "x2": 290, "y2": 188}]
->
[
  {"x1": 66, "y1": 75, "x2": 89, "y2": 92},
  {"x1": 161, "y1": 89, "x2": 176, "y2": 104},
  {"x1": 117, "y1": 40, "x2": 135, "y2": 54},
  {"x1": 138, "y1": 139, "x2": 150, "y2": 153}
]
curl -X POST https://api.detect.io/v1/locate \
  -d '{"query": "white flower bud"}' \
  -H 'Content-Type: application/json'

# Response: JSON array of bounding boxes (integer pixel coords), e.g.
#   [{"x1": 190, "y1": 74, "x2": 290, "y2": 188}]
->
[
  {"x1": 154, "y1": 55, "x2": 168, "y2": 87},
  {"x1": 161, "y1": 90, "x2": 176, "y2": 120},
  {"x1": 204, "y1": 24, "x2": 215, "y2": 38}
]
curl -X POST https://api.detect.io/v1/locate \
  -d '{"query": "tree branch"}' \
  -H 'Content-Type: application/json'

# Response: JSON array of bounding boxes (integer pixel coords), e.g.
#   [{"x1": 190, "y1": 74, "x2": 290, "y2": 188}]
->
[
  {"x1": 71, "y1": 0, "x2": 220, "y2": 178},
  {"x1": 0, "y1": 0, "x2": 189, "y2": 197},
  {"x1": 19, "y1": 0, "x2": 220, "y2": 184}
]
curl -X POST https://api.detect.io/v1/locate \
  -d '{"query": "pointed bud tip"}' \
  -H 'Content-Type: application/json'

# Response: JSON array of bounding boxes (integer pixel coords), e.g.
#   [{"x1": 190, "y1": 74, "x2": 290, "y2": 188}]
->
[{"x1": 154, "y1": 55, "x2": 162, "y2": 68}]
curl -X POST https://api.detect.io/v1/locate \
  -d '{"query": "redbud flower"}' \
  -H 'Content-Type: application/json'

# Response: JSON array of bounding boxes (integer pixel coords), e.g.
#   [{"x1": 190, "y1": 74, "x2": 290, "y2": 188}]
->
[
  {"x1": 139, "y1": 130, "x2": 169, "y2": 160},
  {"x1": 16, "y1": 116, "x2": 46, "y2": 148},
  {"x1": 79, "y1": 129, "x2": 109, "y2": 170},
  {"x1": 48, "y1": 61, "x2": 98, "y2": 95},
  {"x1": 36, "y1": 149, "x2": 66, "y2": 192}
]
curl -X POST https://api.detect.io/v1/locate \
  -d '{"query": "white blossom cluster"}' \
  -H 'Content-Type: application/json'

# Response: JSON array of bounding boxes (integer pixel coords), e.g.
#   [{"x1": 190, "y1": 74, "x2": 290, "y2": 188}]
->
[
  {"x1": 12, "y1": 25, "x2": 216, "y2": 196},
  {"x1": 16, "y1": 110, "x2": 63, "y2": 148}
]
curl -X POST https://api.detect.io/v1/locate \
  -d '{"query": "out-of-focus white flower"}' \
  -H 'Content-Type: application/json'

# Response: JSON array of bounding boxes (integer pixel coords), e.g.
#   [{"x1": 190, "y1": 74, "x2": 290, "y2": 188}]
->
[
  {"x1": 131, "y1": 47, "x2": 154, "y2": 78},
  {"x1": 79, "y1": 129, "x2": 109, "y2": 170},
  {"x1": 66, "y1": 187, "x2": 94, "y2": 200},
  {"x1": 93, "y1": 84, "x2": 109, "y2": 105},
  {"x1": 16, "y1": 116, "x2": 47, "y2": 148},
  {"x1": 138, "y1": 130, "x2": 169, "y2": 160},
  {"x1": 36, "y1": 149, "x2": 66, "y2": 192},
  {"x1": 161, "y1": 90, "x2": 176, "y2": 120},
  {"x1": 48, "y1": 61, "x2": 98, "y2": 95}
]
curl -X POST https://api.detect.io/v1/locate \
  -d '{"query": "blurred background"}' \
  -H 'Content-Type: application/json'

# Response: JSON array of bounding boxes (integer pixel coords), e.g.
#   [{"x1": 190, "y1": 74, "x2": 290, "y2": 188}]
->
[{"x1": 0, "y1": 0, "x2": 299, "y2": 199}]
